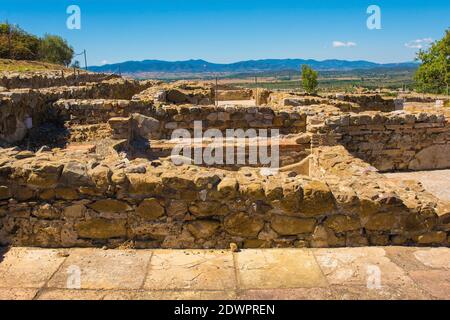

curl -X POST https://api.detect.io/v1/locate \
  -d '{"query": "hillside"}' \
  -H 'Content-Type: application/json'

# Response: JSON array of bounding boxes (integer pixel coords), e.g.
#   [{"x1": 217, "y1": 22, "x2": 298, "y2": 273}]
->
[
  {"x1": 89, "y1": 58, "x2": 418, "y2": 76},
  {"x1": 0, "y1": 58, "x2": 71, "y2": 72}
]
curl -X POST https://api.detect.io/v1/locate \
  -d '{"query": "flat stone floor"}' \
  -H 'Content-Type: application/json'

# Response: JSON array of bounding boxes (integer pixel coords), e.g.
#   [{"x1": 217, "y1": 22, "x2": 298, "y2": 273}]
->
[
  {"x1": 0, "y1": 246, "x2": 449, "y2": 300},
  {"x1": 384, "y1": 169, "x2": 450, "y2": 202}
]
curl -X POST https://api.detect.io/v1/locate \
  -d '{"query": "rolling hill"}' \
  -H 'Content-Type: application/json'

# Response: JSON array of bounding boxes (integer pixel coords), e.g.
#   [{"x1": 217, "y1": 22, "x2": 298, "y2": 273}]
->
[{"x1": 89, "y1": 58, "x2": 418, "y2": 76}]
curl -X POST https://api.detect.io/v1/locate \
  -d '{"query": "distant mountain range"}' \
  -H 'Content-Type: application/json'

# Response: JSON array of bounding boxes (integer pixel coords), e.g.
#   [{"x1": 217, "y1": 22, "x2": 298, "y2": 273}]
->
[{"x1": 89, "y1": 58, "x2": 418, "y2": 76}]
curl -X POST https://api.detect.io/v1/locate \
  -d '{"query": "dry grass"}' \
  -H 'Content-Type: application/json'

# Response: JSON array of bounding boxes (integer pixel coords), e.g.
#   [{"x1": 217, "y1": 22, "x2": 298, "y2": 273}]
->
[{"x1": 0, "y1": 59, "x2": 71, "y2": 72}]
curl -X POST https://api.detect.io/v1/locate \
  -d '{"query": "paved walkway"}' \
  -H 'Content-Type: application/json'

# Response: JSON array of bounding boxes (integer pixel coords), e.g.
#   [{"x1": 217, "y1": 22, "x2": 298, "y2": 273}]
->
[{"x1": 0, "y1": 246, "x2": 449, "y2": 300}]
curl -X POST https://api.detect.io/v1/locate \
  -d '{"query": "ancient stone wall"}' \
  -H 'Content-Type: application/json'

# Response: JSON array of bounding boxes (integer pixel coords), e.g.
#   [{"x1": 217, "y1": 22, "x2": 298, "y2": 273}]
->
[
  {"x1": 0, "y1": 72, "x2": 120, "y2": 89},
  {"x1": 265, "y1": 92, "x2": 395, "y2": 112},
  {"x1": 0, "y1": 75, "x2": 449, "y2": 249},
  {"x1": 53, "y1": 102, "x2": 308, "y2": 140},
  {"x1": 309, "y1": 111, "x2": 450, "y2": 171},
  {"x1": 309, "y1": 146, "x2": 449, "y2": 246},
  {"x1": 134, "y1": 81, "x2": 213, "y2": 105},
  {"x1": 0, "y1": 146, "x2": 447, "y2": 248},
  {"x1": 0, "y1": 79, "x2": 152, "y2": 144},
  {"x1": 53, "y1": 100, "x2": 154, "y2": 125},
  {"x1": 151, "y1": 105, "x2": 307, "y2": 139},
  {"x1": 216, "y1": 89, "x2": 253, "y2": 101},
  {"x1": 327, "y1": 94, "x2": 397, "y2": 112},
  {"x1": 148, "y1": 137, "x2": 311, "y2": 169}
]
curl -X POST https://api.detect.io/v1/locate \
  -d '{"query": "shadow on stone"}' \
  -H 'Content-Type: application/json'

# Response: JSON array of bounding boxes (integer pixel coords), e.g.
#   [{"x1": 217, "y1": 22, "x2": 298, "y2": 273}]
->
[{"x1": 0, "y1": 246, "x2": 10, "y2": 265}]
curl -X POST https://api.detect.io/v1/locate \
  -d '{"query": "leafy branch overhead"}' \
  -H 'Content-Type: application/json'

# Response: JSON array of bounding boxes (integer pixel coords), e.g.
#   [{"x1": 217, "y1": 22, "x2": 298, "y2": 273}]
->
[{"x1": 414, "y1": 28, "x2": 450, "y2": 94}]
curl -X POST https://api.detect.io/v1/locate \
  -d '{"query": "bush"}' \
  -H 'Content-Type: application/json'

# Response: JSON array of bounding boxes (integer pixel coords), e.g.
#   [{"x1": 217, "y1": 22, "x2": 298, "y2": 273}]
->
[
  {"x1": 301, "y1": 65, "x2": 318, "y2": 94},
  {"x1": 38, "y1": 34, "x2": 74, "y2": 66},
  {"x1": 0, "y1": 23, "x2": 74, "y2": 66},
  {"x1": 0, "y1": 23, "x2": 40, "y2": 60}
]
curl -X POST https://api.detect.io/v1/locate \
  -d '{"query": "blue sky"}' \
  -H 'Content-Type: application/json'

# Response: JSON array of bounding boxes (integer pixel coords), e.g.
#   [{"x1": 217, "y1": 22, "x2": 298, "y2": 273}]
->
[{"x1": 1, "y1": 0, "x2": 449, "y2": 65}]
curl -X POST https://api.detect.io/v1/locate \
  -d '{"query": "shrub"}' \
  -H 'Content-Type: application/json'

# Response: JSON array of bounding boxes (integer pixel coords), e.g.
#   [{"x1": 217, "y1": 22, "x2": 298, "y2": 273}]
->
[
  {"x1": 38, "y1": 34, "x2": 74, "y2": 66},
  {"x1": 301, "y1": 65, "x2": 319, "y2": 94},
  {"x1": 0, "y1": 23, "x2": 74, "y2": 66},
  {"x1": 0, "y1": 23, "x2": 40, "y2": 60}
]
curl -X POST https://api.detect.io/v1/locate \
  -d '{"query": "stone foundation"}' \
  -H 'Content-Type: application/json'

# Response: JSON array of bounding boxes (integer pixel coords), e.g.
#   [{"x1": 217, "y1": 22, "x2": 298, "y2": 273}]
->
[
  {"x1": 0, "y1": 76, "x2": 449, "y2": 249},
  {"x1": 0, "y1": 71, "x2": 120, "y2": 89},
  {"x1": 310, "y1": 111, "x2": 450, "y2": 171},
  {"x1": 0, "y1": 145, "x2": 448, "y2": 248},
  {"x1": 0, "y1": 79, "x2": 154, "y2": 144}
]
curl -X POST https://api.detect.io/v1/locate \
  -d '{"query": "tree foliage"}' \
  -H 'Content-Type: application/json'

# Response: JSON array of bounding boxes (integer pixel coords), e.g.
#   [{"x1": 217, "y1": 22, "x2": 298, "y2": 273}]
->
[
  {"x1": 0, "y1": 22, "x2": 74, "y2": 66},
  {"x1": 38, "y1": 34, "x2": 74, "y2": 66},
  {"x1": 301, "y1": 65, "x2": 319, "y2": 94},
  {"x1": 0, "y1": 23, "x2": 40, "y2": 60},
  {"x1": 414, "y1": 29, "x2": 449, "y2": 94}
]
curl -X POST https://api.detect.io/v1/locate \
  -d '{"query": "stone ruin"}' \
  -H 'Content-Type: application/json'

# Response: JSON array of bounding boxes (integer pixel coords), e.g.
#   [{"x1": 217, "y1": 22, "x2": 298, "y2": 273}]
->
[{"x1": 0, "y1": 71, "x2": 449, "y2": 249}]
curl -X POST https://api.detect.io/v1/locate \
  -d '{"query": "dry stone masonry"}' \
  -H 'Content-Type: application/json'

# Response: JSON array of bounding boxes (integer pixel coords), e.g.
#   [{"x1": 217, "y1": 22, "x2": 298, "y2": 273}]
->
[
  {"x1": 0, "y1": 74, "x2": 449, "y2": 248},
  {"x1": 311, "y1": 111, "x2": 450, "y2": 171}
]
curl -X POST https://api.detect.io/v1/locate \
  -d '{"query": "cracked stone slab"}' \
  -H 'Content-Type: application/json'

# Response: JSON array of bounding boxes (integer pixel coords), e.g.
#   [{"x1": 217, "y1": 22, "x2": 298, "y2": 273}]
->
[
  {"x1": 412, "y1": 248, "x2": 450, "y2": 270},
  {"x1": 47, "y1": 249, "x2": 151, "y2": 290},
  {"x1": 238, "y1": 288, "x2": 334, "y2": 300},
  {"x1": 144, "y1": 250, "x2": 236, "y2": 291},
  {"x1": 330, "y1": 284, "x2": 432, "y2": 300},
  {"x1": 0, "y1": 248, "x2": 66, "y2": 289},
  {"x1": 37, "y1": 289, "x2": 107, "y2": 300},
  {"x1": 385, "y1": 247, "x2": 450, "y2": 272},
  {"x1": 385, "y1": 247, "x2": 433, "y2": 272},
  {"x1": 408, "y1": 270, "x2": 450, "y2": 299},
  {"x1": 314, "y1": 247, "x2": 417, "y2": 287},
  {"x1": 235, "y1": 249, "x2": 327, "y2": 289},
  {"x1": 0, "y1": 288, "x2": 39, "y2": 300},
  {"x1": 103, "y1": 290, "x2": 237, "y2": 300}
]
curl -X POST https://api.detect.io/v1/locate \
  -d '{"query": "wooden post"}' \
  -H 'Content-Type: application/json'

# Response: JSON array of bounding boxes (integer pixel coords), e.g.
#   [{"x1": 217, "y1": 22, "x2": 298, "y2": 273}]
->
[
  {"x1": 83, "y1": 50, "x2": 88, "y2": 71},
  {"x1": 255, "y1": 76, "x2": 258, "y2": 107},
  {"x1": 215, "y1": 77, "x2": 218, "y2": 106}
]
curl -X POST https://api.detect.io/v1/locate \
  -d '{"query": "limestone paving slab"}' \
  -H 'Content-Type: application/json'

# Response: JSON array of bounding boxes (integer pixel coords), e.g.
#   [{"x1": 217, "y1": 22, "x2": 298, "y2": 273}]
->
[
  {"x1": 313, "y1": 247, "x2": 417, "y2": 287},
  {"x1": 0, "y1": 247, "x2": 66, "y2": 289},
  {"x1": 408, "y1": 270, "x2": 450, "y2": 299},
  {"x1": 237, "y1": 288, "x2": 334, "y2": 300},
  {"x1": 385, "y1": 247, "x2": 450, "y2": 272},
  {"x1": 235, "y1": 249, "x2": 328, "y2": 289},
  {"x1": 1, "y1": 247, "x2": 450, "y2": 300},
  {"x1": 103, "y1": 290, "x2": 237, "y2": 300},
  {"x1": 144, "y1": 250, "x2": 236, "y2": 291},
  {"x1": 412, "y1": 248, "x2": 450, "y2": 270},
  {"x1": 330, "y1": 284, "x2": 433, "y2": 300},
  {"x1": 0, "y1": 288, "x2": 39, "y2": 300},
  {"x1": 385, "y1": 247, "x2": 433, "y2": 272},
  {"x1": 37, "y1": 289, "x2": 108, "y2": 300},
  {"x1": 47, "y1": 249, "x2": 151, "y2": 290}
]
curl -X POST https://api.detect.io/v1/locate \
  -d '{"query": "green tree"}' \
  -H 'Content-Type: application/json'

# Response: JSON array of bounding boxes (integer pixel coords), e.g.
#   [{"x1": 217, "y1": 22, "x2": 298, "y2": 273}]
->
[
  {"x1": 301, "y1": 65, "x2": 319, "y2": 94},
  {"x1": 0, "y1": 23, "x2": 40, "y2": 60},
  {"x1": 414, "y1": 29, "x2": 449, "y2": 94},
  {"x1": 38, "y1": 34, "x2": 74, "y2": 66}
]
